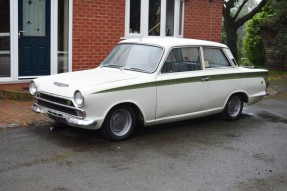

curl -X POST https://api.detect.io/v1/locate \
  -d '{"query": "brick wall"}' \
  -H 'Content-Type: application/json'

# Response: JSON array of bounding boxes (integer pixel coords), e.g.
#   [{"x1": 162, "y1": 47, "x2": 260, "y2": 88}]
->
[
  {"x1": 72, "y1": 0, "x2": 125, "y2": 71},
  {"x1": 72, "y1": 0, "x2": 222, "y2": 71},
  {"x1": 184, "y1": 0, "x2": 222, "y2": 42},
  {"x1": 0, "y1": 83, "x2": 29, "y2": 91}
]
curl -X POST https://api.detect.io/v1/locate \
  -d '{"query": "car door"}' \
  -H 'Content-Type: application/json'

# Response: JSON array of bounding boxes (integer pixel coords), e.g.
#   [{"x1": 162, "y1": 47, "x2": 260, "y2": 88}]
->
[
  {"x1": 155, "y1": 47, "x2": 210, "y2": 123},
  {"x1": 202, "y1": 47, "x2": 237, "y2": 109}
]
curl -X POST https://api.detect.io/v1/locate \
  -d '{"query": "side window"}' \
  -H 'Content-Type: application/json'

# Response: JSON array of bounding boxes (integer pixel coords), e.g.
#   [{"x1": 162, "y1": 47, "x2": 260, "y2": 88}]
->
[
  {"x1": 161, "y1": 47, "x2": 202, "y2": 73},
  {"x1": 203, "y1": 48, "x2": 231, "y2": 68}
]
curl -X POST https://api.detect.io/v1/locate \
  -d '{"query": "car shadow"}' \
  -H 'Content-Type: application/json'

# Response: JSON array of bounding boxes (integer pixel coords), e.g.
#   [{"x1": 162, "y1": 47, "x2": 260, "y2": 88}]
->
[{"x1": 31, "y1": 113, "x2": 248, "y2": 146}]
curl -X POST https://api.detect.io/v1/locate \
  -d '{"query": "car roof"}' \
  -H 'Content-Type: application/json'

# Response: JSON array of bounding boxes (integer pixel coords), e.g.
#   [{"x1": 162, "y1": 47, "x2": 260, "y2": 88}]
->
[{"x1": 119, "y1": 37, "x2": 228, "y2": 49}]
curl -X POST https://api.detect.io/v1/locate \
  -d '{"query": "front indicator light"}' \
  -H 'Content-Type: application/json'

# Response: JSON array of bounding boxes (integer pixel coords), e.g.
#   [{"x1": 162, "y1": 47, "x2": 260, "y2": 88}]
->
[{"x1": 76, "y1": 110, "x2": 85, "y2": 118}]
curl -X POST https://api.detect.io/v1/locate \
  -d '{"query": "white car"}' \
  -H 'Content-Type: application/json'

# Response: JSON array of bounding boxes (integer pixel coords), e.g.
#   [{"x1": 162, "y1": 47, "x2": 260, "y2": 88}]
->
[{"x1": 30, "y1": 37, "x2": 268, "y2": 140}]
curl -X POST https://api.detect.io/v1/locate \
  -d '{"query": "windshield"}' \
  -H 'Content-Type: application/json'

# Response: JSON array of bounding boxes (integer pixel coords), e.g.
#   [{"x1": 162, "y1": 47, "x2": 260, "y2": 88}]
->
[{"x1": 101, "y1": 44, "x2": 163, "y2": 73}]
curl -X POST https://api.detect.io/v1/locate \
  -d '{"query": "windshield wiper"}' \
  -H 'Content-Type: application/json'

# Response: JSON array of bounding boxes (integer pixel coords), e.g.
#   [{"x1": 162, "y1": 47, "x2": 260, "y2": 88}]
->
[
  {"x1": 124, "y1": 67, "x2": 149, "y2": 73},
  {"x1": 102, "y1": 64, "x2": 122, "y2": 68}
]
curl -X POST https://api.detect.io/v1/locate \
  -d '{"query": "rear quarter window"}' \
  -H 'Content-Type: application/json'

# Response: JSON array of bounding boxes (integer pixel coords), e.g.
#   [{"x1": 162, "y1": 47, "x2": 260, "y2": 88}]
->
[{"x1": 224, "y1": 48, "x2": 238, "y2": 66}]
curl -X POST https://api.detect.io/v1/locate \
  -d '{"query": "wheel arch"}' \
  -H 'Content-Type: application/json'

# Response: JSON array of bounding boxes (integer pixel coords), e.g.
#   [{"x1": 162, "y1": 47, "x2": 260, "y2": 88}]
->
[
  {"x1": 222, "y1": 91, "x2": 246, "y2": 120},
  {"x1": 225, "y1": 91, "x2": 249, "y2": 106},
  {"x1": 103, "y1": 101, "x2": 145, "y2": 127},
  {"x1": 233, "y1": 92, "x2": 248, "y2": 103}
]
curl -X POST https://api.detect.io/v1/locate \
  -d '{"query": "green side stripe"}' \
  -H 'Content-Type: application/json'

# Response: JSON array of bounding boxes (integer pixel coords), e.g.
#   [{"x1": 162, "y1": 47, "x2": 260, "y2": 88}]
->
[
  {"x1": 210, "y1": 72, "x2": 267, "y2": 81},
  {"x1": 155, "y1": 76, "x2": 202, "y2": 86},
  {"x1": 95, "y1": 71, "x2": 268, "y2": 94},
  {"x1": 96, "y1": 82, "x2": 155, "y2": 94}
]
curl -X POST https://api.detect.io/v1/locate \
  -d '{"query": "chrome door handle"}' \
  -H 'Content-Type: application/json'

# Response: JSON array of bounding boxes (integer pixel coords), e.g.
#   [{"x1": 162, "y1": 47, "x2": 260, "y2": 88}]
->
[{"x1": 201, "y1": 76, "x2": 209, "y2": 81}]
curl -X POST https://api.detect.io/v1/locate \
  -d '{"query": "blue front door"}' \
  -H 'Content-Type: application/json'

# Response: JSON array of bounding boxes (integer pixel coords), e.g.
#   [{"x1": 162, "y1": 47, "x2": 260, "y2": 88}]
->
[{"x1": 18, "y1": 0, "x2": 51, "y2": 77}]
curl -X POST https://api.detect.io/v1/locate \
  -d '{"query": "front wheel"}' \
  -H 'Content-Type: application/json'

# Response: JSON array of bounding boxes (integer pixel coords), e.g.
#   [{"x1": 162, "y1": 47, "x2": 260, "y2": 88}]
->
[
  {"x1": 222, "y1": 95, "x2": 243, "y2": 121},
  {"x1": 100, "y1": 105, "x2": 136, "y2": 141}
]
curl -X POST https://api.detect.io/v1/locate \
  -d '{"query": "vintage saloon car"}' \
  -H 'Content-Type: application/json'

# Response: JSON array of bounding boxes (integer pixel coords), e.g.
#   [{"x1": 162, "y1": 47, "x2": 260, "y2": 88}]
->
[{"x1": 30, "y1": 37, "x2": 268, "y2": 140}]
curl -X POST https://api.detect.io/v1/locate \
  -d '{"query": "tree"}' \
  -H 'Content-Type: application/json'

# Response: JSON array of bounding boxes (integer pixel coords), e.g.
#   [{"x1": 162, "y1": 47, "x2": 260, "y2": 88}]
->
[
  {"x1": 243, "y1": 0, "x2": 287, "y2": 68},
  {"x1": 243, "y1": 7, "x2": 272, "y2": 66},
  {"x1": 223, "y1": 0, "x2": 269, "y2": 60}
]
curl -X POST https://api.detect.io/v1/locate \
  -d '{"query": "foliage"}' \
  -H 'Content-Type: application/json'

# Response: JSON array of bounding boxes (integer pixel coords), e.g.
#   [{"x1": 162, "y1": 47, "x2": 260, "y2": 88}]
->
[
  {"x1": 265, "y1": 0, "x2": 287, "y2": 66},
  {"x1": 243, "y1": 6, "x2": 273, "y2": 66},
  {"x1": 222, "y1": 0, "x2": 268, "y2": 60},
  {"x1": 243, "y1": 18, "x2": 265, "y2": 66},
  {"x1": 243, "y1": 0, "x2": 287, "y2": 68},
  {"x1": 234, "y1": 0, "x2": 259, "y2": 62}
]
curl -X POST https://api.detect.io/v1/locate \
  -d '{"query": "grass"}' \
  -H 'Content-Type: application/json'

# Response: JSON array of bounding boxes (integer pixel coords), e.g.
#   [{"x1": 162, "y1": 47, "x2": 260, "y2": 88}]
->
[
  {"x1": 268, "y1": 70, "x2": 287, "y2": 80},
  {"x1": 268, "y1": 70, "x2": 287, "y2": 75}
]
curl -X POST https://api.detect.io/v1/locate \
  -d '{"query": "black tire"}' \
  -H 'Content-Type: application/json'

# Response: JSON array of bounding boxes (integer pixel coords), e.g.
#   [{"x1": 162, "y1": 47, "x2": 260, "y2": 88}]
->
[
  {"x1": 100, "y1": 105, "x2": 136, "y2": 141},
  {"x1": 222, "y1": 95, "x2": 243, "y2": 121}
]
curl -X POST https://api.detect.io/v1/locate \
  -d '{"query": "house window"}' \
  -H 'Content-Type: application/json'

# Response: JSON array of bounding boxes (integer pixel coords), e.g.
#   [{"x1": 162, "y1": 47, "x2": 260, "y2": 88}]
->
[
  {"x1": 0, "y1": 0, "x2": 10, "y2": 77},
  {"x1": 178, "y1": 0, "x2": 184, "y2": 35},
  {"x1": 129, "y1": 0, "x2": 141, "y2": 33},
  {"x1": 58, "y1": 0, "x2": 69, "y2": 73},
  {"x1": 166, "y1": 0, "x2": 174, "y2": 36},
  {"x1": 148, "y1": 0, "x2": 161, "y2": 36},
  {"x1": 125, "y1": 0, "x2": 184, "y2": 37},
  {"x1": 0, "y1": 0, "x2": 11, "y2": 78}
]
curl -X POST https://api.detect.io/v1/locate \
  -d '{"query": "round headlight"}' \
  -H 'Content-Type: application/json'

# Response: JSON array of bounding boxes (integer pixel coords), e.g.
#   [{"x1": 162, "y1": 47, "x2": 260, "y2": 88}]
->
[
  {"x1": 74, "y1": 91, "x2": 84, "y2": 107},
  {"x1": 29, "y1": 81, "x2": 37, "y2": 95}
]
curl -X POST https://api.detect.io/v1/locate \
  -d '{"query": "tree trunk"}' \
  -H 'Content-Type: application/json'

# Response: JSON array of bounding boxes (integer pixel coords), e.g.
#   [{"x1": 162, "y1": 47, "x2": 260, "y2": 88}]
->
[
  {"x1": 225, "y1": 26, "x2": 238, "y2": 61},
  {"x1": 222, "y1": 0, "x2": 268, "y2": 62}
]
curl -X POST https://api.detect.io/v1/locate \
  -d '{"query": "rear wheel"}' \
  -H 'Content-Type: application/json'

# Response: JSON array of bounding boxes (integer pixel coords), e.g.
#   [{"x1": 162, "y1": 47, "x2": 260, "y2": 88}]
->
[
  {"x1": 101, "y1": 105, "x2": 136, "y2": 141},
  {"x1": 222, "y1": 95, "x2": 243, "y2": 121}
]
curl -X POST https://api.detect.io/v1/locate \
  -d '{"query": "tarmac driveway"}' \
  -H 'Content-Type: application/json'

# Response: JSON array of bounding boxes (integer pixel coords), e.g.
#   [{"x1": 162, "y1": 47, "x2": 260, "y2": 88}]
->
[{"x1": 0, "y1": 79, "x2": 287, "y2": 191}]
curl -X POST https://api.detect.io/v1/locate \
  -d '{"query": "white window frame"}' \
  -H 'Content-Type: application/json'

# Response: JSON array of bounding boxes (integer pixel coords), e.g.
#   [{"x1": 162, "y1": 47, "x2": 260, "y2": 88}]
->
[
  {"x1": 51, "y1": 0, "x2": 73, "y2": 75},
  {"x1": 125, "y1": 0, "x2": 184, "y2": 38},
  {"x1": 175, "y1": 0, "x2": 184, "y2": 37}
]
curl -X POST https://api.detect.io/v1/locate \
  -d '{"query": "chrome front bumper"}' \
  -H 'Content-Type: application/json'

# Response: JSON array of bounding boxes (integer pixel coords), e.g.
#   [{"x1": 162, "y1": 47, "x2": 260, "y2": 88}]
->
[{"x1": 31, "y1": 103, "x2": 98, "y2": 129}]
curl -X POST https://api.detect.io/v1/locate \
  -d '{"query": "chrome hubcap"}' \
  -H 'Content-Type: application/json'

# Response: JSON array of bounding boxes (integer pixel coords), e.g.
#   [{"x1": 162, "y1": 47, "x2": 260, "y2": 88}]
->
[
  {"x1": 110, "y1": 109, "x2": 132, "y2": 136},
  {"x1": 228, "y1": 96, "x2": 241, "y2": 117}
]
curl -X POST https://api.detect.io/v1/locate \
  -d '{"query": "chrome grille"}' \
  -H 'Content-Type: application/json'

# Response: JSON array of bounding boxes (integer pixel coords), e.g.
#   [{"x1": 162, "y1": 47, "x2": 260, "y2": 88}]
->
[
  {"x1": 39, "y1": 93, "x2": 75, "y2": 107},
  {"x1": 35, "y1": 92, "x2": 83, "y2": 118}
]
